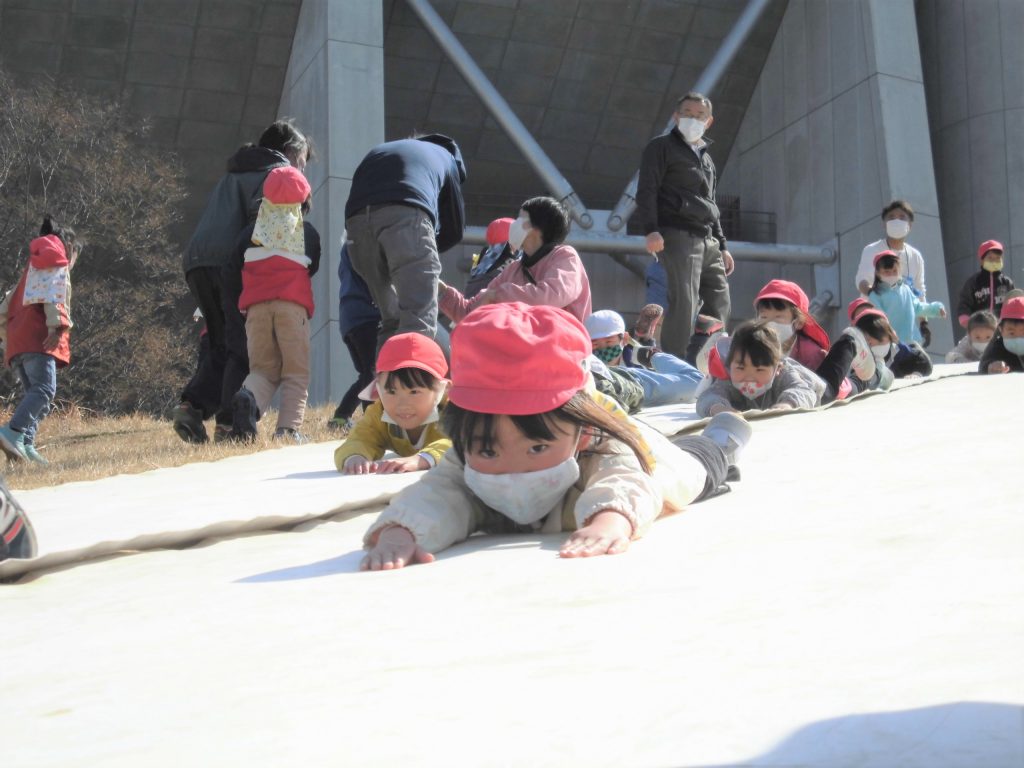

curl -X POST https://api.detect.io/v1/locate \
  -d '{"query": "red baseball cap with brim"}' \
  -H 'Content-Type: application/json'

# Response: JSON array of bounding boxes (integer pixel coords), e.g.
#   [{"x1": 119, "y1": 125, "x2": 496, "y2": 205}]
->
[
  {"x1": 754, "y1": 279, "x2": 830, "y2": 351},
  {"x1": 977, "y1": 239, "x2": 1004, "y2": 261},
  {"x1": 449, "y1": 302, "x2": 591, "y2": 415},
  {"x1": 485, "y1": 217, "x2": 513, "y2": 246},
  {"x1": 872, "y1": 249, "x2": 899, "y2": 267},
  {"x1": 360, "y1": 332, "x2": 448, "y2": 400},
  {"x1": 848, "y1": 297, "x2": 887, "y2": 324},
  {"x1": 1000, "y1": 296, "x2": 1024, "y2": 321}
]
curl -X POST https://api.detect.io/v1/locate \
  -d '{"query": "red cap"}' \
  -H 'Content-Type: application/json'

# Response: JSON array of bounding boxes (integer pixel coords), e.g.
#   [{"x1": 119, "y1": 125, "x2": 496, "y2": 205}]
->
[
  {"x1": 376, "y1": 333, "x2": 448, "y2": 379},
  {"x1": 28, "y1": 235, "x2": 68, "y2": 269},
  {"x1": 263, "y1": 166, "x2": 311, "y2": 205},
  {"x1": 754, "y1": 279, "x2": 830, "y2": 351},
  {"x1": 848, "y1": 297, "x2": 887, "y2": 324},
  {"x1": 449, "y1": 302, "x2": 590, "y2": 415},
  {"x1": 977, "y1": 239, "x2": 1004, "y2": 261},
  {"x1": 1000, "y1": 296, "x2": 1024, "y2": 321},
  {"x1": 485, "y1": 217, "x2": 513, "y2": 246},
  {"x1": 872, "y1": 249, "x2": 898, "y2": 267}
]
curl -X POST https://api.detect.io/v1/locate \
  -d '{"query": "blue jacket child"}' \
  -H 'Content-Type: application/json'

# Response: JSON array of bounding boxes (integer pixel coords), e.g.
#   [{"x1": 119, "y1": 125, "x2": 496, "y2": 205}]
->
[{"x1": 867, "y1": 250, "x2": 945, "y2": 345}]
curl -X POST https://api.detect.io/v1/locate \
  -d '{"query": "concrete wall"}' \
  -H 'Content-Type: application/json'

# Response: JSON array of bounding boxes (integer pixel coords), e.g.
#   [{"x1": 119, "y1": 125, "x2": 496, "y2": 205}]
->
[
  {"x1": 718, "y1": 0, "x2": 954, "y2": 352},
  {"x1": 278, "y1": 0, "x2": 384, "y2": 407},
  {"x1": 918, "y1": 0, "x2": 1024, "y2": 332}
]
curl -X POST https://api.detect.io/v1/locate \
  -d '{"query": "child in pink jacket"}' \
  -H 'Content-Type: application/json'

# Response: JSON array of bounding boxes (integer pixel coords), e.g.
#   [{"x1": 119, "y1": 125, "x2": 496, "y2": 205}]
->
[{"x1": 439, "y1": 196, "x2": 591, "y2": 323}]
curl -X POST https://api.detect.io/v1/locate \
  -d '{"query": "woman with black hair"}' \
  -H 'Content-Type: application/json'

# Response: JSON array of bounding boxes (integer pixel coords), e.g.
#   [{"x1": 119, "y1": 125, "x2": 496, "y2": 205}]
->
[{"x1": 439, "y1": 196, "x2": 592, "y2": 323}]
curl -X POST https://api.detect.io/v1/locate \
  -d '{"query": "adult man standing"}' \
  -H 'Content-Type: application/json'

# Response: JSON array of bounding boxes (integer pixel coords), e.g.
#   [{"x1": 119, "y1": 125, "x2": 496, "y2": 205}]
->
[
  {"x1": 636, "y1": 92, "x2": 734, "y2": 359},
  {"x1": 345, "y1": 134, "x2": 466, "y2": 350}
]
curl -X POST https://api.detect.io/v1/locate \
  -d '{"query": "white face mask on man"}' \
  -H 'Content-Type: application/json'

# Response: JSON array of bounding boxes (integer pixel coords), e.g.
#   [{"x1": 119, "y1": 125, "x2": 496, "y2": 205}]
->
[
  {"x1": 677, "y1": 116, "x2": 707, "y2": 144},
  {"x1": 885, "y1": 219, "x2": 911, "y2": 240}
]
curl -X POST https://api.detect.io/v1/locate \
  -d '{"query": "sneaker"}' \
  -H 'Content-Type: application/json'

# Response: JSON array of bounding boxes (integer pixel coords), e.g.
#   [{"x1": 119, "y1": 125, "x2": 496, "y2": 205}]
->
[
  {"x1": 702, "y1": 411, "x2": 753, "y2": 471},
  {"x1": 696, "y1": 333, "x2": 729, "y2": 377},
  {"x1": 22, "y1": 443, "x2": 49, "y2": 466},
  {"x1": 273, "y1": 427, "x2": 308, "y2": 444},
  {"x1": 1, "y1": 476, "x2": 37, "y2": 560},
  {"x1": 841, "y1": 327, "x2": 876, "y2": 381},
  {"x1": 633, "y1": 303, "x2": 664, "y2": 342},
  {"x1": 0, "y1": 425, "x2": 28, "y2": 463},
  {"x1": 231, "y1": 388, "x2": 260, "y2": 442},
  {"x1": 635, "y1": 345, "x2": 657, "y2": 368},
  {"x1": 213, "y1": 424, "x2": 235, "y2": 443},
  {"x1": 171, "y1": 402, "x2": 208, "y2": 444}
]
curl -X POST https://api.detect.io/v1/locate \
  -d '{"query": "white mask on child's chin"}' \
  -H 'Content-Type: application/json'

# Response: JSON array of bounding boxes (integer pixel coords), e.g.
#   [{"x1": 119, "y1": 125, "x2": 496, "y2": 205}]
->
[
  {"x1": 464, "y1": 456, "x2": 580, "y2": 525},
  {"x1": 880, "y1": 274, "x2": 900, "y2": 287},
  {"x1": 871, "y1": 342, "x2": 893, "y2": 359},
  {"x1": 767, "y1": 321, "x2": 795, "y2": 343},
  {"x1": 736, "y1": 378, "x2": 773, "y2": 400},
  {"x1": 971, "y1": 340, "x2": 990, "y2": 354}
]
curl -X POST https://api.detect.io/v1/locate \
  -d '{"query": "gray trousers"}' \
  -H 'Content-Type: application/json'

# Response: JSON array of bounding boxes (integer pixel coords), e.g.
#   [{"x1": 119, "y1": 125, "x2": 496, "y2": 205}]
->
[
  {"x1": 345, "y1": 204, "x2": 441, "y2": 351},
  {"x1": 659, "y1": 228, "x2": 731, "y2": 358}
]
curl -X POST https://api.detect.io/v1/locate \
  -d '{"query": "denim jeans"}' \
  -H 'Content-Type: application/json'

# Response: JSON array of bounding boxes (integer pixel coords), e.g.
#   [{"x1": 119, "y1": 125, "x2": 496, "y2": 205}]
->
[
  {"x1": 10, "y1": 352, "x2": 57, "y2": 444},
  {"x1": 626, "y1": 352, "x2": 702, "y2": 407}
]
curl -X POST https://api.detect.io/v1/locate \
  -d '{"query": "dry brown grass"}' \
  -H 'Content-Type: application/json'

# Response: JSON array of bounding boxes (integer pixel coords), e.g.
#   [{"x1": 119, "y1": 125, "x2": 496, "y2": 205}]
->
[{"x1": 2, "y1": 401, "x2": 350, "y2": 491}]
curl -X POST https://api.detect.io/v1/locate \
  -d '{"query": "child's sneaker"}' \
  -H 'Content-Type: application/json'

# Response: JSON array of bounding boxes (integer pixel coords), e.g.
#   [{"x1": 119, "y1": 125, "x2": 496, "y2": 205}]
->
[
  {"x1": 231, "y1": 388, "x2": 259, "y2": 442},
  {"x1": 0, "y1": 425, "x2": 27, "y2": 463},
  {"x1": 841, "y1": 327, "x2": 876, "y2": 381},
  {"x1": 171, "y1": 402, "x2": 208, "y2": 444},
  {"x1": 273, "y1": 427, "x2": 308, "y2": 444},
  {"x1": 327, "y1": 416, "x2": 355, "y2": 433},
  {"x1": 22, "y1": 444, "x2": 49, "y2": 465},
  {"x1": 701, "y1": 411, "x2": 753, "y2": 475},
  {"x1": 632, "y1": 303, "x2": 664, "y2": 343},
  {"x1": 688, "y1": 315, "x2": 726, "y2": 372},
  {"x1": 1, "y1": 476, "x2": 37, "y2": 561}
]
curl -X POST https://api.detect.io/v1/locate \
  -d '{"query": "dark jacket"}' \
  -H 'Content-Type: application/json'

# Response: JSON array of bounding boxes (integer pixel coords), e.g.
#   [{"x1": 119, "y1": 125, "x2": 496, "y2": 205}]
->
[
  {"x1": 635, "y1": 128, "x2": 726, "y2": 249},
  {"x1": 345, "y1": 134, "x2": 467, "y2": 252},
  {"x1": 956, "y1": 269, "x2": 1015, "y2": 319},
  {"x1": 888, "y1": 342, "x2": 933, "y2": 379},
  {"x1": 978, "y1": 333, "x2": 1024, "y2": 373},
  {"x1": 464, "y1": 242, "x2": 519, "y2": 299},
  {"x1": 182, "y1": 146, "x2": 290, "y2": 273},
  {"x1": 338, "y1": 242, "x2": 380, "y2": 337}
]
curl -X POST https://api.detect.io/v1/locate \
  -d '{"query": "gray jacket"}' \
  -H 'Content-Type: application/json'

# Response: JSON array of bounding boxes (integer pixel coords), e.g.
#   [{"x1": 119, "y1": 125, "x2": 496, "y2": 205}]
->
[{"x1": 696, "y1": 357, "x2": 826, "y2": 416}]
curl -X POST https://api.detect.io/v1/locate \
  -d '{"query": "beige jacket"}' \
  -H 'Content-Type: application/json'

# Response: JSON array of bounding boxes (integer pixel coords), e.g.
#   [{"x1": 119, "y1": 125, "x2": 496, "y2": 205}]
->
[{"x1": 363, "y1": 421, "x2": 708, "y2": 554}]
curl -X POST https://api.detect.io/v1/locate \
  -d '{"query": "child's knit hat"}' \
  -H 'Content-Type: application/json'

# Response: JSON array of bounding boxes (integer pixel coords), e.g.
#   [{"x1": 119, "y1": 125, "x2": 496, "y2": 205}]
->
[
  {"x1": 754, "y1": 279, "x2": 830, "y2": 351},
  {"x1": 449, "y1": 302, "x2": 590, "y2": 415},
  {"x1": 977, "y1": 239, "x2": 1004, "y2": 261},
  {"x1": 376, "y1": 332, "x2": 448, "y2": 379},
  {"x1": 485, "y1": 217, "x2": 514, "y2": 246},
  {"x1": 253, "y1": 166, "x2": 310, "y2": 254},
  {"x1": 584, "y1": 309, "x2": 626, "y2": 340},
  {"x1": 872, "y1": 249, "x2": 899, "y2": 268},
  {"x1": 1000, "y1": 296, "x2": 1024, "y2": 322},
  {"x1": 848, "y1": 297, "x2": 887, "y2": 324}
]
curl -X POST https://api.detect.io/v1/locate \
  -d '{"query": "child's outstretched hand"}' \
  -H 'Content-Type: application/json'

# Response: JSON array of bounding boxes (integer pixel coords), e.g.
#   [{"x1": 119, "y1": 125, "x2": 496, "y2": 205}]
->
[
  {"x1": 560, "y1": 510, "x2": 632, "y2": 558},
  {"x1": 374, "y1": 455, "x2": 430, "y2": 474},
  {"x1": 343, "y1": 455, "x2": 376, "y2": 474},
  {"x1": 361, "y1": 525, "x2": 435, "y2": 571},
  {"x1": 988, "y1": 360, "x2": 1011, "y2": 374}
]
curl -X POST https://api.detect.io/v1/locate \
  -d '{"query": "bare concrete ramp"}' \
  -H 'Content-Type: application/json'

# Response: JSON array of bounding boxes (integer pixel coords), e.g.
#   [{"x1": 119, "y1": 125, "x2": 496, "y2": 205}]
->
[{"x1": 1, "y1": 371, "x2": 1020, "y2": 767}]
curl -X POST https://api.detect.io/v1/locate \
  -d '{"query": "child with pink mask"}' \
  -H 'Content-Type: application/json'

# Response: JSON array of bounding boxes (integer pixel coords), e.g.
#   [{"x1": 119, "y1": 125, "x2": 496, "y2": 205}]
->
[{"x1": 360, "y1": 303, "x2": 750, "y2": 569}]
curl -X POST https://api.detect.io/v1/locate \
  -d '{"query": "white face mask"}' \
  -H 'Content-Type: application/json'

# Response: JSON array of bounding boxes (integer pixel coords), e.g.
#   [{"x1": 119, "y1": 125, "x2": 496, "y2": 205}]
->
[
  {"x1": 736, "y1": 378, "x2": 773, "y2": 401},
  {"x1": 880, "y1": 274, "x2": 900, "y2": 287},
  {"x1": 971, "y1": 340, "x2": 990, "y2": 354},
  {"x1": 885, "y1": 219, "x2": 911, "y2": 240},
  {"x1": 507, "y1": 217, "x2": 530, "y2": 252},
  {"x1": 767, "y1": 321, "x2": 795, "y2": 343},
  {"x1": 677, "y1": 116, "x2": 707, "y2": 143},
  {"x1": 464, "y1": 457, "x2": 580, "y2": 525},
  {"x1": 871, "y1": 342, "x2": 893, "y2": 359}
]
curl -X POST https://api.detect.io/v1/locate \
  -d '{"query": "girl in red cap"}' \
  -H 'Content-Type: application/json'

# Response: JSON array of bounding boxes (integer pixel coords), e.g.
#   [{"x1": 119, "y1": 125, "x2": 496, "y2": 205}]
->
[
  {"x1": 335, "y1": 333, "x2": 452, "y2": 474},
  {"x1": 754, "y1": 279, "x2": 831, "y2": 371},
  {"x1": 438, "y1": 197, "x2": 592, "y2": 324},
  {"x1": 979, "y1": 296, "x2": 1024, "y2": 374},
  {"x1": 228, "y1": 165, "x2": 322, "y2": 443},
  {"x1": 0, "y1": 215, "x2": 81, "y2": 465},
  {"x1": 956, "y1": 240, "x2": 1015, "y2": 329},
  {"x1": 360, "y1": 302, "x2": 750, "y2": 570}
]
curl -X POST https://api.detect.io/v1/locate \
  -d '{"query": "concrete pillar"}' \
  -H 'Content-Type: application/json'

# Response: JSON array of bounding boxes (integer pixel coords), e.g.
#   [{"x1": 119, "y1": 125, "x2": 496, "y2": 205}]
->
[{"x1": 278, "y1": 0, "x2": 385, "y2": 407}]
